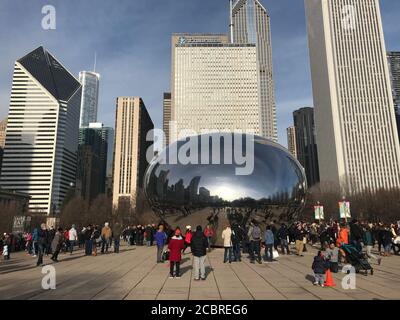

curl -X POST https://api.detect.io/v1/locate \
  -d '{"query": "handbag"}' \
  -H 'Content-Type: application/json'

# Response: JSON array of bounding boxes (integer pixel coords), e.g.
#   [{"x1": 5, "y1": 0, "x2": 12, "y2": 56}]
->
[
  {"x1": 272, "y1": 249, "x2": 279, "y2": 259},
  {"x1": 162, "y1": 250, "x2": 170, "y2": 261}
]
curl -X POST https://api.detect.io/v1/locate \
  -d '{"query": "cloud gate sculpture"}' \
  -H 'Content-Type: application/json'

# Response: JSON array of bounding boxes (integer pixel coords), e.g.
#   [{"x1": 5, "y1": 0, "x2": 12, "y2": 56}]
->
[{"x1": 144, "y1": 133, "x2": 307, "y2": 246}]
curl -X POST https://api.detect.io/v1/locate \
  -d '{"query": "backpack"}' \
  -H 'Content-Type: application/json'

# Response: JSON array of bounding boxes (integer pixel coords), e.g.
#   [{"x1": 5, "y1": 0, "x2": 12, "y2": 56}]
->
[{"x1": 252, "y1": 226, "x2": 261, "y2": 240}]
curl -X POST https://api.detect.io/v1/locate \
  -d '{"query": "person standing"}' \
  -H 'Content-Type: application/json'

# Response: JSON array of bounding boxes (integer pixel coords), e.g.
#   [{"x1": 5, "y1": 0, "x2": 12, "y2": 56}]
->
[
  {"x1": 68, "y1": 225, "x2": 78, "y2": 255},
  {"x1": 101, "y1": 222, "x2": 112, "y2": 254},
  {"x1": 295, "y1": 224, "x2": 306, "y2": 256},
  {"x1": 84, "y1": 225, "x2": 93, "y2": 256},
  {"x1": 51, "y1": 228, "x2": 64, "y2": 262},
  {"x1": 277, "y1": 223, "x2": 290, "y2": 255},
  {"x1": 204, "y1": 224, "x2": 215, "y2": 251},
  {"x1": 248, "y1": 221, "x2": 262, "y2": 264},
  {"x1": 2, "y1": 234, "x2": 11, "y2": 260},
  {"x1": 155, "y1": 224, "x2": 167, "y2": 263},
  {"x1": 264, "y1": 226, "x2": 275, "y2": 262},
  {"x1": 182, "y1": 226, "x2": 192, "y2": 254},
  {"x1": 113, "y1": 222, "x2": 123, "y2": 253},
  {"x1": 222, "y1": 225, "x2": 233, "y2": 263},
  {"x1": 91, "y1": 226, "x2": 101, "y2": 256},
  {"x1": 168, "y1": 227, "x2": 185, "y2": 278},
  {"x1": 37, "y1": 223, "x2": 49, "y2": 267},
  {"x1": 312, "y1": 251, "x2": 328, "y2": 287},
  {"x1": 32, "y1": 228, "x2": 38, "y2": 257},
  {"x1": 325, "y1": 243, "x2": 340, "y2": 272},
  {"x1": 364, "y1": 226, "x2": 381, "y2": 265},
  {"x1": 191, "y1": 226, "x2": 208, "y2": 281},
  {"x1": 231, "y1": 223, "x2": 242, "y2": 262}
]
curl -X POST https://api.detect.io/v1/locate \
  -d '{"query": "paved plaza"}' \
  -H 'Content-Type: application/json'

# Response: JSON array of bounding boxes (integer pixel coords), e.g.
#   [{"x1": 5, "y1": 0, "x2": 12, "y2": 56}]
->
[{"x1": 0, "y1": 244, "x2": 399, "y2": 300}]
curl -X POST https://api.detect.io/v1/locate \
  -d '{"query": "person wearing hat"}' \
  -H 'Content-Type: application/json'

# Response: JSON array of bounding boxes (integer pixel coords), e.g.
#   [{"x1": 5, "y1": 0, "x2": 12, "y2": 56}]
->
[
  {"x1": 101, "y1": 222, "x2": 112, "y2": 254},
  {"x1": 182, "y1": 226, "x2": 192, "y2": 254},
  {"x1": 168, "y1": 227, "x2": 185, "y2": 278}
]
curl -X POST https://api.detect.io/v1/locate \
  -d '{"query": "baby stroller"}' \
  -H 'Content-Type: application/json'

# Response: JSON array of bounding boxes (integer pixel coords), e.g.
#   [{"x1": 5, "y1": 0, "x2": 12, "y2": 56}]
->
[{"x1": 341, "y1": 244, "x2": 373, "y2": 276}]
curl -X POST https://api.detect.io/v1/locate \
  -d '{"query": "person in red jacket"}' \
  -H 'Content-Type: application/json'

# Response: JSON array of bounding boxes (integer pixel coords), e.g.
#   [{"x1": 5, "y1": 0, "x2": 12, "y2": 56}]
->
[
  {"x1": 182, "y1": 226, "x2": 192, "y2": 254},
  {"x1": 204, "y1": 224, "x2": 215, "y2": 250},
  {"x1": 168, "y1": 228, "x2": 185, "y2": 278}
]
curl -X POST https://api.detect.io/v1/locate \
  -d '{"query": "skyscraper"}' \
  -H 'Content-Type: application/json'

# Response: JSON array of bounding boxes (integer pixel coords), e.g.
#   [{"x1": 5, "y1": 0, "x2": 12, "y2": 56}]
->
[
  {"x1": 305, "y1": 0, "x2": 400, "y2": 192},
  {"x1": 0, "y1": 47, "x2": 81, "y2": 214},
  {"x1": 387, "y1": 52, "x2": 400, "y2": 141},
  {"x1": 112, "y1": 97, "x2": 154, "y2": 212},
  {"x1": 231, "y1": 0, "x2": 277, "y2": 141},
  {"x1": 77, "y1": 122, "x2": 111, "y2": 202},
  {"x1": 79, "y1": 71, "x2": 100, "y2": 128},
  {"x1": 286, "y1": 126, "x2": 297, "y2": 158},
  {"x1": 162, "y1": 92, "x2": 171, "y2": 147},
  {"x1": 0, "y1": 118, "x2": 7, "y2": 172},
  {"x1": 171, "y1": 34, "x2": 260, "y2": 141},
  {"x1": 293, "y1": 107, "x2": 320, "y2": 187}
]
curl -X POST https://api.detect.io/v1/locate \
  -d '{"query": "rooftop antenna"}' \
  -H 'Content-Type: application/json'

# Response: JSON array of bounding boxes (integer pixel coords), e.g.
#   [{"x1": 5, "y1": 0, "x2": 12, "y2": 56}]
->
[
  {"x1": 229, "y1": 0, "x2": 234, "y2": 43},
  {"x1": 93, "y1": 52, "x2": 97, "y2": 73}
]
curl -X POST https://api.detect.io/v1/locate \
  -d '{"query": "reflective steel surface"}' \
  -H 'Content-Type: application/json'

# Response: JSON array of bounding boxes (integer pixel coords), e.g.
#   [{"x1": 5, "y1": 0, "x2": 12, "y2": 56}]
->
[{"x1": 144, "y1": 133, "x2": 307, "y2": 245}]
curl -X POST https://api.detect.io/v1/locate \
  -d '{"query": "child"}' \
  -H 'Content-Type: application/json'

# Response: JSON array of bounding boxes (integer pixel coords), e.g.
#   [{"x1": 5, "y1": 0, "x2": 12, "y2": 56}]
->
[{"x1": 312, "y1": 251, "x2": 328, "y2": 287}]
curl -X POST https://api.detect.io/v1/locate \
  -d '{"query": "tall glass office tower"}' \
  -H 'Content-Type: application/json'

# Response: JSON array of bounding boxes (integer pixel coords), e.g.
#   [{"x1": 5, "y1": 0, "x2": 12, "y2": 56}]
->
[
  {"x1": 79, "y1": 71, "x2": 100, "y2": 128},
  {"x1": 0, "y1": 47, "x2": 82, "y2": 214},
  {"x1": 231, "y1": 0, "x2": 277, "y2": 142}
]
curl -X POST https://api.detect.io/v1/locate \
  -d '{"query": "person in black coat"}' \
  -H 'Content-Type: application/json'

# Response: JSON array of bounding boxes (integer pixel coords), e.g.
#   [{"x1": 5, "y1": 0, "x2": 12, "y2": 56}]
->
[
  {"x1": 37, "y1": 223, "x2": 49, "y2": 267},
  {"x1": 191, "y1": 226, "x2": 208, "y2": 280},
  {"x1": 312, "y1": 251, "x2": 329, "y2": 287}
]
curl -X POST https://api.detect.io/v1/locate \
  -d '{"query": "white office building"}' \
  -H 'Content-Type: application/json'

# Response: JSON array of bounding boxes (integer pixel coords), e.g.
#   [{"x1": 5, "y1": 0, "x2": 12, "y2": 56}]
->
[
  {"x1": 171, "y1": 34, "x2": 260, "y2": 141},
  {"x1": 305, "y1": 0, "x2": 400, "y2": 192}
]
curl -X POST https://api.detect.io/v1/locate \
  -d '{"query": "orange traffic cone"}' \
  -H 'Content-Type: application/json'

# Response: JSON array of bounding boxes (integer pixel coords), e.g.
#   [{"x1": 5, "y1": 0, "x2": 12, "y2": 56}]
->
[{"x1": 325, "y1": 269, "x2": 336, "y2": 287}]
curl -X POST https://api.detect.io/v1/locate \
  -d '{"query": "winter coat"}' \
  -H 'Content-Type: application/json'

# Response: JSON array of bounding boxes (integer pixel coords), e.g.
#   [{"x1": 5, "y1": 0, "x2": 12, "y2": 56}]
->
[
  {"x1": 32, "y1": 229, "x2": 38, "y2": 241},
  {"x1": 264, "y1": 230, "x2": 275, "y2": 245},
  {"x1": 51, "y1": 232, "x2": 64, "y2": 252},
  {"x1": 222, "y1": 228, "x2": 232, "y2": 248},
  {"x1": 277, "y1": 226, "x2": 289, "y2": 240},
  {"x1": 113, "y1": 224, "x2": 123, "y2": 238},
  {"x1": 155, "y1": 231, "x2": 167, "y2": 247},
  {"x1": 336, "y1": 228, "x2": 349, "y2": 246},
  {"x1": 101, "y1": 226, "x2": 112, "y2": 239},
  {"x1": 168, "y1": 236, "x2": 185, "y2": 262},
  {"x1": 312, "y1": 255, "x2": 328, "y2": 275},
  {"x1": 38, "y1": 229, "x2": 49, "y2": 246},
  {"x1": 363, "y1": 230, "x2": 374, "y2": 246},
  {"x1": 69, "y1": 228, "x2": 78, "y2": 241},
  {"x1": 191, "y1": 231, "x2": 208, "y2": 257},
  {"x1": 204, "y1": 227, "x2": 215, "y2": 238},
  {"x1": 185, "y1": 231, "x2": 192, "y2": 244},
  {"x1": 350, "y1": 223, "x2": 364, "y2": 242}
]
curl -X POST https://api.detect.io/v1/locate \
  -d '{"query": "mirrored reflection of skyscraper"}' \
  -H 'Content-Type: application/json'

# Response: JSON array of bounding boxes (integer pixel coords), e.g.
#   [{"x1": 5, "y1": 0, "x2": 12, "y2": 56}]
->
[
  {"x1": 0, "y1": 46, "x2": 82, "y2": 214},
  {"x1": 79, "y1": 71, "x2": 100, "y2": 128},
  {"x1": 231, "y1": 0, "x2": 277, "y2": 142},
  {"x1": 305, "y1": 0, "x2": 400, "y2": 192}
]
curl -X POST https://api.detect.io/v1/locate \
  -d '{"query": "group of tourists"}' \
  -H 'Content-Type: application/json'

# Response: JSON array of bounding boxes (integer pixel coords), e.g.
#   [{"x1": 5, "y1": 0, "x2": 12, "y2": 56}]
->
[{"x1": 2, "y1": 218, "x2": 399, "y2": 285}]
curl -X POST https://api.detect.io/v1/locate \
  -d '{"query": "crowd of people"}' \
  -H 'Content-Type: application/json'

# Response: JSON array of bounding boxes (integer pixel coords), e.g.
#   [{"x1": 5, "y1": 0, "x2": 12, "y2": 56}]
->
[{"x1": 1, "y1": 218, "x2": 399, "y2": 284}]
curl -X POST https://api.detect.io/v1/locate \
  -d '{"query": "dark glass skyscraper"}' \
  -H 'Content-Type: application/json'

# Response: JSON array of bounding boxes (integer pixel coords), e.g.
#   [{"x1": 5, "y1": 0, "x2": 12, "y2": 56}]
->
[
  {"x1": 293, "y1": 107, "x2": 320, "y2": 187},
  {"x1": 387, "y1": 52, "x2": 400, "y2": 143}
]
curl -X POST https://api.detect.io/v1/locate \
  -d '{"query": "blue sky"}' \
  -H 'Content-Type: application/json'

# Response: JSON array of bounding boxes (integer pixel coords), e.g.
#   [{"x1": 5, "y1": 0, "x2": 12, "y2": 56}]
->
[{"x1": 0, "y1": 0, "x2": 399, "y2": 146}]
